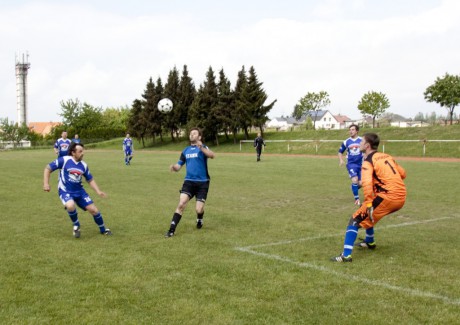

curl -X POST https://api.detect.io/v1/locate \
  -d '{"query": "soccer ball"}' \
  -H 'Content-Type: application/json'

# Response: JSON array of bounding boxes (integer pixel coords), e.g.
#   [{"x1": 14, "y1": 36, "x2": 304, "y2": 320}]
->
[{"x1": 158, "y1": 98, "x2": 173, "y2": 112}]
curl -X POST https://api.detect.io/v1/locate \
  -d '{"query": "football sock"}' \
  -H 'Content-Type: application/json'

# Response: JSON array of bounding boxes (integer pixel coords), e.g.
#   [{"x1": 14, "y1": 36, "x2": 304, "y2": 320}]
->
[
  {"x1": 197, "y1": 212, "x2": 204, "y2": 221},
  {"x1": 67, "y1": 209, "x2": 80, "y2": 227},
  {"x1": 351, "y1": 183, "x2": 359, "y2": 199},
  {"x1": 92, "y1": 212, "x2": 106, "y2": 233},
  {"x1": 343, "y1": 225, "x2": 359, "y2": 256},
  {"x1": 365, "y1": 227, "x2": 375, "y2": 243},
  {"x1": 169, "y1": 213, "x2": 182, "y2": 232}
]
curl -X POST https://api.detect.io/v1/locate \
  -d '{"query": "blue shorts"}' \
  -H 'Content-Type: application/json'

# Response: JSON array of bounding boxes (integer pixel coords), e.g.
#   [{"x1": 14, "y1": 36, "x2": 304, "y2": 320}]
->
[
  {"x1": 59, "y1": 189, "x2": 94, "y2": 210},
  {"x1": 124, "y1": 149, "x2": 132, "y2": 156},
  {"x1": 347, "y1": 164, "x2": 362, "y2": 180}
]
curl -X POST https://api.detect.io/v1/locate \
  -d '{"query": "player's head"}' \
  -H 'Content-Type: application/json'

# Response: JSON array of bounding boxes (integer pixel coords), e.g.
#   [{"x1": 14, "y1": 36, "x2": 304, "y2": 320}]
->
[
  {"x1": 74, "y1": 134, "x2": 79, "y2": 139},
  {"x1": 189, "y1": 127, "x2": 202, "y2": 143},
  {"x1": 68, "y1": 142, "x2": 85, "y2": 160},
  {"x1": 349, "y1": 124, "x2": 359, "y2": 137},
  {"x1": 126, "y1": 133, "x2": 130, "y2": 138},
  {"x1": 257, "y1": 132, "x2": 261, "y2": 137},
  {"x1": 361, "y1": 133, "x2": 380, "y2": 151},
  {"x1": 62, "y1": 131, "x2": 68, "y2": 139}
]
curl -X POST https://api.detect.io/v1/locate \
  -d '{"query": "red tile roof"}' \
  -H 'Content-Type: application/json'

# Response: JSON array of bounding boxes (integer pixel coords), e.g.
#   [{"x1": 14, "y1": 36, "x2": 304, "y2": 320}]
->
[{"x1": 28, "y1": 122, "x2": 62, "y2": 136}]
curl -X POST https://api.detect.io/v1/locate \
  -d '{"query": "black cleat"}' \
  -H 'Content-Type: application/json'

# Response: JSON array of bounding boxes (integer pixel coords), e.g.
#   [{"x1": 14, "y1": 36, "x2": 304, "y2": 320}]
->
[
  {"x1": 356, "y1": 240, "x2": 376, "y2": 250},
  {"x1": 330, "y1": 254, "x2": 352, "y2": 262},
  {"x1": 164, "y1": 231, "x2": 174, "y2": 238},
  {"x1": 196, "y1": 220, "x2": 203, "y2": 229},
  {"x1": 102, "y1": 229, "x2": 112, "y2": 236}
]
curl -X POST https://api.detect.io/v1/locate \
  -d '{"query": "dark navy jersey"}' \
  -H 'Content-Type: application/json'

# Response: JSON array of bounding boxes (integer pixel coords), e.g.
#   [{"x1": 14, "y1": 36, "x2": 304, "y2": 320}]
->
[
  {"x1": 177, "y1": 145, "x2": 210, "y2": 182},
  {"x1": 48, "y1": 156, "x2": 93, "y2": 194},
  {"x1": 54, "y1": 138, "x2": 72, "y2": 157},
  {"x1": 338, "y1": 136, "x2": 363, "y2": 166},
  {"x1": 254, "y1": 136, "x2": 265, "y2": 148}
]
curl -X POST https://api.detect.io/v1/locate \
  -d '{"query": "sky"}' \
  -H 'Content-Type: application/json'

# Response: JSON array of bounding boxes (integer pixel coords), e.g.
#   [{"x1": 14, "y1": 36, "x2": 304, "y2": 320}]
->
[{"x1": 1, "y1": 0, "x2": 459, "y2": 124}]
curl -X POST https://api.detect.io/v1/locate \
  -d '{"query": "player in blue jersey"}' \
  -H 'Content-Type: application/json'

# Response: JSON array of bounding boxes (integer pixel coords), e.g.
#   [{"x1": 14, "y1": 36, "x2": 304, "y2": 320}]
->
[
  {"x1": 54, "y1": 131, "x2": 72, "y2": 157},
  {"x1": 338, "y1": 124, "x2": 363, "y2": 205},
  {"x1": 72, "y1": 134, "x2": 81, "y2": 144},
  {"x1": 165, "y1": 127, "x2": 215, "y2": 237},
  {"x1": 43, "y1": 142, "x2": 112, "y2": 238},
  {"x1": 123, "y1": 133, "x2": 134, "y2": 165}
]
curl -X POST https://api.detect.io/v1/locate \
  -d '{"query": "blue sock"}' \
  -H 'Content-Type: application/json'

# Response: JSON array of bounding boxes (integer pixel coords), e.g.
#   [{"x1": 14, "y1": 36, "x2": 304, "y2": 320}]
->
[
  {"x1": 93, "y1": 212, "x2": 106, "y2": 233},
  {"x1": 351, "y1": 183, "x2": 359, "y2": 199},
  {"x1": 68, "y1": 209, "x2": 80, "y2": 227},
  {"x1": 343, "y1": 225, "x2": 359, "y2": 256},
  {"x1": 365, "y1": 227, "x2": 375, "y2": 243}
]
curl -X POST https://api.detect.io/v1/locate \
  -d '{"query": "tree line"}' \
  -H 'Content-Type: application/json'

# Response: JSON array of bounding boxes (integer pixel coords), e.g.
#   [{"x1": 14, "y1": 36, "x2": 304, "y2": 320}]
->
[{"x1": 127, "y1": 65, "x2": 276, "y2": 145}]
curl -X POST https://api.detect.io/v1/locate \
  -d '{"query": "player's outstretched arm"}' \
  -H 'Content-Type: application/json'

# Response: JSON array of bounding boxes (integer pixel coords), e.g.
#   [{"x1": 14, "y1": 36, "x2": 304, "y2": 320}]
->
[{"x1": 170, "y1": 164, "x2": 182, "y2": 172}]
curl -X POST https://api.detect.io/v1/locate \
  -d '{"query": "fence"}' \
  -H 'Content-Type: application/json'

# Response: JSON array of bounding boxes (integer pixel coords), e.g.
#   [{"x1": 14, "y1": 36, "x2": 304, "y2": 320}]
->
[{"x1": 240, "y1": 139, "x2": 460, "y2": 157}]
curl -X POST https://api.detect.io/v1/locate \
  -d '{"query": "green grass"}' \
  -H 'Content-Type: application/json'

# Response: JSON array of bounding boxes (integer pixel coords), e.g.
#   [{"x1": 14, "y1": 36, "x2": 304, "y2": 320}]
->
[{"x1": 1, "y1": 149, "x2": 459, "y2": 324}]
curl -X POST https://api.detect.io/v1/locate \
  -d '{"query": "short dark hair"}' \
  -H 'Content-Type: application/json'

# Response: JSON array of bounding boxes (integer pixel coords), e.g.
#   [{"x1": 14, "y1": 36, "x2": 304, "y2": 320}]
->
[
  {"x1": 349, "y1": 124, "x2": 359, "y2": 131},
  {"x1": 68, "y1": 142, "x2": 84, "y2": 155},
  {"x1": 362, "y1": 133, "x2": 380, "y2": 150},
  {"x1": 190, "y1": 127, "x2": 202, "y2": 137}
]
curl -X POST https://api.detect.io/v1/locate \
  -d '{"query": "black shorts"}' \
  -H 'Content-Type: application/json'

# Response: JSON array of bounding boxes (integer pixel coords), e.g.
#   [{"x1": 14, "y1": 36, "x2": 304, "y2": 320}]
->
[{"x1": 180, "y1": 180, "x2": 210, "y2": 202}]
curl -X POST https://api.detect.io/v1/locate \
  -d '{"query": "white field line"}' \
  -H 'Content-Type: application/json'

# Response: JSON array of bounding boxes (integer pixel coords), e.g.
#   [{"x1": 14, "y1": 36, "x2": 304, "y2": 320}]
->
[{"x1": 234, "y1": 216, "x2": 460, "y2": 305}]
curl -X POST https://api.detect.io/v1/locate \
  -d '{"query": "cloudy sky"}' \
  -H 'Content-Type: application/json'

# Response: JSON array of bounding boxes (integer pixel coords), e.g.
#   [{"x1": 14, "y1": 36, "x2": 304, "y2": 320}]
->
[{"x1": 1, "y1": 0, "x2": 459, "y2": 123}]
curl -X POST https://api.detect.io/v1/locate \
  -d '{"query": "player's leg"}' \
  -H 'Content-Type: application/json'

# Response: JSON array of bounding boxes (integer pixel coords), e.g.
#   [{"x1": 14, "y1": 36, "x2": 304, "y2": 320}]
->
[
  {"x1": 348, "y1": 165, "x2": 360, "y2": 204},
  {"x1": 60, "y1": 191, "x2": 81, "y2": 238},
  {"x1": 76, "y1": 194, "x2": 112, "y2": 235},
  {"x1": 165, "y1": 192, "x2": 191, "y2": 237},
  {"x1": 331, "y1": 205, "x2": 369, "y2": 262},
  {"x1": 195, "y1": 181, "x2": 209, "y2": 229}
]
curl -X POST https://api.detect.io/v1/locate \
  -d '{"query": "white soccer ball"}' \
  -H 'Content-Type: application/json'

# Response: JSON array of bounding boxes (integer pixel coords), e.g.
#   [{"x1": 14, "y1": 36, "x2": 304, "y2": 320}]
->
[{"x1": 158, "y1": 98, "x2": 173, "y2": 112}]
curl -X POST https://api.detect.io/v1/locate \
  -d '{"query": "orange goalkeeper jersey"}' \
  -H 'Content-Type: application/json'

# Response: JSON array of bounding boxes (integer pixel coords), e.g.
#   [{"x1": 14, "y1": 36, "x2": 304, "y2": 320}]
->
[{"x1": 361, "y1": 151, "x2": 406, "y2": 205}]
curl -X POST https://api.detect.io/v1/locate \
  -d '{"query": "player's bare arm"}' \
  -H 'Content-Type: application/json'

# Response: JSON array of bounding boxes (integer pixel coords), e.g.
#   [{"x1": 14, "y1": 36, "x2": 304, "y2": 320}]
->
[
  {"x1": 196, "y1": 141, "x2": 215, "y2": 159},
  {"x1": 88, "y1": 179, "x2": 107, "y2": 198},
  {"x1": 43, "y1": 165, "x2": 52, "y2": 192},
  {"x1": 170, "y1": 164, "x2": 182, "y2": 172}
]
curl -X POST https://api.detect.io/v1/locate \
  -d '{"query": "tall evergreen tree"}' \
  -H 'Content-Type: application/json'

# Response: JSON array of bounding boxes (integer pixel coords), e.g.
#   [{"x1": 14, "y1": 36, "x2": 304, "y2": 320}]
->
[
  {"x1": 234, "y1": 66, "x2": 251, "y2": 139},
  {"x1": 128, "y1": 99, "x2": 148, "y2": 147},
  {"x1": 141, "y1": 77, "x2": 163, "y2": 142},
  {"x1": 246, "y1": 66, "x2": 276, "y2": 135},
  {"x1": 216, "y1": 68, "x2": 235, "y2": 141},
  {"x1": 177, "y1": 65, "x2": 196, "y2": 138},
  {"x1": 189, "y1": 67, "x2": 219, "y2": 143},
  {"x1": 163, "y1": 66, "x2": 181, "y2": 140}
]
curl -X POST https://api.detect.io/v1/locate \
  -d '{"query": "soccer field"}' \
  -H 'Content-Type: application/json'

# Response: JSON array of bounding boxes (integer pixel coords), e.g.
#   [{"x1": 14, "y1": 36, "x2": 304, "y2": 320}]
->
[{"x1": 1, "y1": 149, "x2": 459, "y2": 324}]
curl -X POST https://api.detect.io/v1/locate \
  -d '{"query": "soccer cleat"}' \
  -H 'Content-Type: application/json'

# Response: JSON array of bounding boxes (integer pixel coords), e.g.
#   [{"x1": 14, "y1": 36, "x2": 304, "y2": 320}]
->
[
  {"x1": 330, "y1": 254, "x2": 352, "y2": 262},
  {"x1": 356, "y1": 240, "x2": 376, "y2": 250},
  {"x1": 102, "y1": 229, "x2": 112, "y2": 236},
  {"x1": 196, "y1": 219, "x2": 203, "y2": 229},
  {"x1": 73, "y1": 226, "x2": 81, "y2": 238},
  {"x1": 164, "y1": 231, "x2": 174, "y2": 238},
  {"x1": 354, "y1": 198, "x2": 361, "y2": 206}
]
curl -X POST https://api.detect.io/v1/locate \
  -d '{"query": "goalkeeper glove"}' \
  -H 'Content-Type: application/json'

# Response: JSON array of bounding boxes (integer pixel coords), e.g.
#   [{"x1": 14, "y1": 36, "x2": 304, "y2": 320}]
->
[{"x1": 367, "y1": 203, "x2": 374, "y2": 223}]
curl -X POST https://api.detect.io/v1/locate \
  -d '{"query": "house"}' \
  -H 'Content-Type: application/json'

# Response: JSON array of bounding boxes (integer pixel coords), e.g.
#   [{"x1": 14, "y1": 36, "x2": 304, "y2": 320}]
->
[
  {"x1": 28, "y1": 122, "x2": 61, "y2": 136},
  {"x1": 267, "y1": 111, "x2": 352, "y2": 130}
]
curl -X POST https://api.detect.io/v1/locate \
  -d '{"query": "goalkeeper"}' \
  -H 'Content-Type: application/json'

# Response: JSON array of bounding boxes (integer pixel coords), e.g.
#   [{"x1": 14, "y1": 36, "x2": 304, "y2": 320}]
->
[{"x1": 331, "y1": 132, "x2": 407, "y2": 262}]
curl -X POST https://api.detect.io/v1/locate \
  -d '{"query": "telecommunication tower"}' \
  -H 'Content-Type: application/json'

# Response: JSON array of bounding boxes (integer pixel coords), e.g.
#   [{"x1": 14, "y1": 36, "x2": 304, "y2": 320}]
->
[{"x1": 15, "y1": 52, "x2": 31, "y2": 125}]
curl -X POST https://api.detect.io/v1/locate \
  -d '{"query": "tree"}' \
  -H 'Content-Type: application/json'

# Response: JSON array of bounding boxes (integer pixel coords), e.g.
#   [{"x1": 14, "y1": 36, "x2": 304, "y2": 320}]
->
[
  {"x1": 294, "y1": 91, "x2": 331, "y2": 129},
  {"x1": 188, "y1": 67, "x2": 219, "y2": 143},
  {"x1": 177, "y1": 65, "x2": 196, "y2": 138},
  {"x1": 163, "y1": 66, "x2": 181, "y2": 140},
  {"x1": 357, "y1": 91, "x2": 390, "y2": 128},
  {"x1": 128, "y1": 99, "x2": 148, "y2": 147},
  {"x1": 246, "y1": 66, "x2": 276, "y2": 135},
  {"x1": 141, "y1": 77, "x2": 163, "y2": 142},
  {"x1": 424, "y1": 73, "x2": 460, "y2": 125},
  {"x1": 215, "y1": 68, "x2": 235, "y2": 141},
  {"x1": 234, "y1": 66, "x2": 251, "y2": 139},
  {"x1": 102, "y1": 106, "x2": 131, "y2": 129},
  {"x1": 0, "y1": 119, "x2": 31, "y2": 147}
]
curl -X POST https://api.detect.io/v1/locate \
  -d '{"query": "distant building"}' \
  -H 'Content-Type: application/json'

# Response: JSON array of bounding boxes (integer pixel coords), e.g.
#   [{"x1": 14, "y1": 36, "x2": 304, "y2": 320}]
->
[
  {"x1": 28, "y1": 122, "x2": 61, "y2": 136},
  {"x1": 267, "y1": 110, "x2": 352, "y2": 130}
]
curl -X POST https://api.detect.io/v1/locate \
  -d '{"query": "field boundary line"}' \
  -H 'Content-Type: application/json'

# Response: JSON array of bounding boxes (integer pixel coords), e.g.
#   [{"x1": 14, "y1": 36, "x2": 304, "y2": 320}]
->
[{"x1": 235, "y1": 215, "x2": 460, "y2": 305}]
